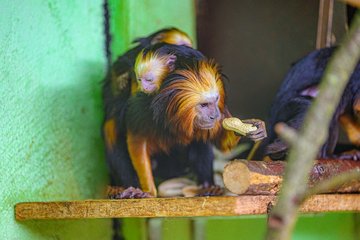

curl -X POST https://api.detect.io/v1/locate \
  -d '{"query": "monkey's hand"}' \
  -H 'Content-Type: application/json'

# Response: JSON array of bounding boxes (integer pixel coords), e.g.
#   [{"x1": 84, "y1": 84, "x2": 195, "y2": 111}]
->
[
  {"x1": 242, "y1": 119, "x2": 267, "y2": 142},
  {"x1": 107, "y1": 186, "x2": 153, "y2": 199},
  {"x1": 196, "y1": 183, "x2": 224, "y2": 197},
  {"x1": 337, "y1": 150, "x2": 360, "y2": 161}
]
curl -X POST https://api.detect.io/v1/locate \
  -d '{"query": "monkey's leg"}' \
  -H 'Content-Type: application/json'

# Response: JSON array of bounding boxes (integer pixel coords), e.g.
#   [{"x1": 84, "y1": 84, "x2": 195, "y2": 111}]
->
[
  {"x1": 320, "y1": 126, "x2": 339, "y2": 159},
  {"x1": 340, "y1": 113, "x2": 360, "y2": 146},
  {"x1": 354, "y1": 97, "x2": 360, "y2": 122},
  {"x1": 266, "y1": 98, "x2": 311, "y2": 160},
  {"x1": 104, "y1": 119, "x2": 153, "y2": 199},
  {"x1": 188, "y1": 141, "x2": 223, "y2": 196},
  {"x1": 104, "y1": 118, "x2": 139, "y2": 187},
  {"x1": 337, "y1": 113, "x2": 360, "y2": 160},
  {"x1": 127, "y1": 131, "x2": 157, "y2": 197}
]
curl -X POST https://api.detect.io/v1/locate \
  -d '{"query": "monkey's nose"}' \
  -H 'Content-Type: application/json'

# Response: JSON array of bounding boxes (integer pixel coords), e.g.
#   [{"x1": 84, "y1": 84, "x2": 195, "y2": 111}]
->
[
  {"x1": 210, "y1": 111, "x2": 220, "y2": 120},
  {"x1": 209, "y1": 114, "x2": 220, "y2": 120}
]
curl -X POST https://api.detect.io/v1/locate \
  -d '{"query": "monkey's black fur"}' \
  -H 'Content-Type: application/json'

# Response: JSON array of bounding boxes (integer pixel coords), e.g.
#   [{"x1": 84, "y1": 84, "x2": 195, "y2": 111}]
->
[{"x1": 266, "y1": 47, "x2": 360, "y2": 160}]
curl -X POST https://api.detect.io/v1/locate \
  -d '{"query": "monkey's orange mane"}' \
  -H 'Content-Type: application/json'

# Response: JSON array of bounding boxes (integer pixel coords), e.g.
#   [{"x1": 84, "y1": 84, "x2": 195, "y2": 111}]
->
[
  {"x1": 163, "y1": 60, "x2": 225, "y2": 144},
  {"x1": 151, "y1": 29, "x2": 193, "y2": 48}
]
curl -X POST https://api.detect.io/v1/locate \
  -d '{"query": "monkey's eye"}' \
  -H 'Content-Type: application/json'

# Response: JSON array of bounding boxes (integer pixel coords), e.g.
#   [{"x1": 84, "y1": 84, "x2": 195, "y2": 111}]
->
[
  {"x1": 200, "y1": 103, "x2": 209, "y2": 108},
  {"x1": 145, "y1": 78, "x2": 153, "y2": 82}
]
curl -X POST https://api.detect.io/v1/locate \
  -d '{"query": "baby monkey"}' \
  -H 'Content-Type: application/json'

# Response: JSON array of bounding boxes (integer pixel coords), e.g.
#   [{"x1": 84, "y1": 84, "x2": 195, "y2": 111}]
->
[{"x1": 133, "y1": 43, "x2": 205, "y2": 95}]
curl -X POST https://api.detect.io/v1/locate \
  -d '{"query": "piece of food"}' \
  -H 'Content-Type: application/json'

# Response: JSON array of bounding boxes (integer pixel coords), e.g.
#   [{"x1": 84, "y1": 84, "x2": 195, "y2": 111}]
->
[{"x1": 222, "y1": 117, "x2": 257, "y2": 136}]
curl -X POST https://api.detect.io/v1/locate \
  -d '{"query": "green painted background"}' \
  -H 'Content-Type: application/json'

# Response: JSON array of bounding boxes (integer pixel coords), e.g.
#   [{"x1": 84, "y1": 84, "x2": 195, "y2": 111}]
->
[
  {"x1": 109, "y1": 0, "x2": 196, "y2": 59},
  {"x1": 0, "y1": 1, "x2": 110, "y2": 239},
  {"x1": 1, "y1": 0, "x2": 359, "y2": 240}
]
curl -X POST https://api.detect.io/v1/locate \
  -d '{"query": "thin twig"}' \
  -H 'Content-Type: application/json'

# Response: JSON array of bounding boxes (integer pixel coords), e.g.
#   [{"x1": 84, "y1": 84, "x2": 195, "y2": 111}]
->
[
  {"x1": 213, "y1": 144, "x2": 250, "y2": 162},
  {"x1": 275, "y1": 123, "x2": 298, "y2": 146}
]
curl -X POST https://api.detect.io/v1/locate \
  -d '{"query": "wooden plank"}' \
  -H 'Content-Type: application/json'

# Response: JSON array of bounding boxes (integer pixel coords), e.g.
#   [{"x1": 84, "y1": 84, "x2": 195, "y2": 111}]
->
[{"x1": 15, "y1": 195, "x2": 360, "y2": 221}]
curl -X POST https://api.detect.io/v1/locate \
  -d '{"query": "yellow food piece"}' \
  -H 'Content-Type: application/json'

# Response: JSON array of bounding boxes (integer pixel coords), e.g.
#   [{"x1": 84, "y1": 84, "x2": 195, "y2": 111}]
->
[{"x1": 222, "y1": 117, "x2": 257, "y2": 136}]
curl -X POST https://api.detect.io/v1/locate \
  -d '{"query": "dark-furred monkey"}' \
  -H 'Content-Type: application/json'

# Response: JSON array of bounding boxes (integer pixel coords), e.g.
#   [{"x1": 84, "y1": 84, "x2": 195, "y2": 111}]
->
[{"x1": 266, "y1": 47, "x2": 360, "y2": 160}]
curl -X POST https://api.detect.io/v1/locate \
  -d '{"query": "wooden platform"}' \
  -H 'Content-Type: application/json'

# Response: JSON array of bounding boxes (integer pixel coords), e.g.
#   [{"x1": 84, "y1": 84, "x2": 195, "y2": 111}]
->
[{"x1": 15, "y1": 194, "x2": 360, "y2": 221}]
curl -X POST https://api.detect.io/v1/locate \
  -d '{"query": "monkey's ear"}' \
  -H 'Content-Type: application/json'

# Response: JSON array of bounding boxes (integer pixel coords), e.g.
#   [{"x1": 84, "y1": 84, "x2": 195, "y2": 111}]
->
[
  {"x1": 166, "y1": 55, "x2": 177, "y2": 72},
  {"x1": 300, "y1": 85, "x2": 319, "y2": 98}
]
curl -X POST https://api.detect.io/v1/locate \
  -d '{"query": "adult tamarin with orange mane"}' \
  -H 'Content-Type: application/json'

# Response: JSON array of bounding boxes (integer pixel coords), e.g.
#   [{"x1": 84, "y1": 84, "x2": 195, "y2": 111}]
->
[
  {"x1": 123, "y1": 59, "x2": 267, "y2": 197},
  {"x1": 103, "y1": 28, "x2": 194, "y2": 240},
  {"x1": 102, "y1": 29, "x2": 194, "y2": 190},
  {"x1": 104, "y1": 44, "x2": 205, "y2": 192}
]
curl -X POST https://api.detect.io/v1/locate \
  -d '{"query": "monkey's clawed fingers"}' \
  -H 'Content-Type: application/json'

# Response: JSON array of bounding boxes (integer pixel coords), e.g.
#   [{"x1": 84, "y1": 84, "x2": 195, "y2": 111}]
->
[
  {"x1": 107, "y1": 186, "x2": 153, "y2": 199},
  {"x1": 196, "y1": 184, "x2": 224, "y2": 196},
  {"x1": 243, "y1": 119, "x2": 267, "y2": 142},
  {"x1": 338, "y1": 150, "x2": 360, "y2": 161}
]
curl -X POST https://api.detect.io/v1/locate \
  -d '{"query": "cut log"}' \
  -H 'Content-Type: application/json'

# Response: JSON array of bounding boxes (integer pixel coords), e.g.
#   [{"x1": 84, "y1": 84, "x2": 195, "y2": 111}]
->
[{"x1": 223, "y1": 160, "x2": 360, "y2": 195}]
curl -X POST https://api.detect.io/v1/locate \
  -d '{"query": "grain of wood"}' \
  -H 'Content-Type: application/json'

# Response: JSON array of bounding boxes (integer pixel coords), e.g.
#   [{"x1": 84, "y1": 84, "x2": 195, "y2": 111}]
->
[{"x1": 15, "y1": 195, "x2": 360, "y2": 221}]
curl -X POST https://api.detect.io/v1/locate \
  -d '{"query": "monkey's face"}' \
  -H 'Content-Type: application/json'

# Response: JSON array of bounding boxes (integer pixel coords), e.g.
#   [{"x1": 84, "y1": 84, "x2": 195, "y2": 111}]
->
[
  {"x1": 154, "y1": 60, "x2": 225, "y2": 140},
  {"x1": 194, "y1": 93, "x2": 221, "y2": 129},
  {"x1": 137, "y1": 72, "x2": 158, "y2": 94}
]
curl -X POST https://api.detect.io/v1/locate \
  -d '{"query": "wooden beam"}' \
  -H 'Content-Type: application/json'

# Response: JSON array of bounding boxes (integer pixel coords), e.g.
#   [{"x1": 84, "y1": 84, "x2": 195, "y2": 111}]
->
[
  {"x1": 316, "y1": 0, "x2": 334, "y2": 49},
  {"x1": 223, "y1": 160, "x2": 360, "y2": 195},
  {"x1": 15, "y1": 195, "x2": 360, "y2": 221}
]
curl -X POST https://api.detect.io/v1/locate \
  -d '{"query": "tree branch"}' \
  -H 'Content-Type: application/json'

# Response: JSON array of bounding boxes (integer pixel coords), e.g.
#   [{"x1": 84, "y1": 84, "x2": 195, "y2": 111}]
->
[{"x1": 275, "y1": 122, "x2": 298, "y2": 146}]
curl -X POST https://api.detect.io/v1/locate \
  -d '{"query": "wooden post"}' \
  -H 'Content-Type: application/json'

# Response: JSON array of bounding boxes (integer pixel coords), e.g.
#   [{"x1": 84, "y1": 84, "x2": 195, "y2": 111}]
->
[{"x1": 316, "y1": 0, "x2": 334, "y2": 49}]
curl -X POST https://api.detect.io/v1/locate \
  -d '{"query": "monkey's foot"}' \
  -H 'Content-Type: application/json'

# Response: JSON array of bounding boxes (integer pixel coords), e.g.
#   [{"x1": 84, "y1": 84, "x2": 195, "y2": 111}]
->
[
  {"x1": 243, "y1": 119, "x2": 267, "y2": 142},
  {"x1": 338, "y1": 150, "x2": 360, "y2": 161},
  {"x1": 265, "y1": 139, "x2": 289, "y2": 160},
  {"x1": 107, "y1": 186, "x2": 153, "y2": 199},
  {"x1": 196, "y1": 184, "x2": 224, "y2": 196}
]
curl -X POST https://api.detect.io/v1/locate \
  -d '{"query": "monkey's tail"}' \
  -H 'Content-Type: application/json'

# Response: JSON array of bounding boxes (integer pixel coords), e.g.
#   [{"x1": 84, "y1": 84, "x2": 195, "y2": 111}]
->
[
  {"x1": 246, "y1": 140, "x2": 262, "y2": 160},
  {"x1": 112, "y1": 218, "x2": 125, "y2": 240},
  {"x1": 103, "y1": 2, "x2": 124, "y2": 239}
]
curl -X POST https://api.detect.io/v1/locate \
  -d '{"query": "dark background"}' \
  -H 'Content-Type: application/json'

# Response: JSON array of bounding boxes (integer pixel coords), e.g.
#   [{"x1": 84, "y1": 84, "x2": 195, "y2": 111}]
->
[{"x1": 196, "y1": 0, "x2": 347, "y2": 122}]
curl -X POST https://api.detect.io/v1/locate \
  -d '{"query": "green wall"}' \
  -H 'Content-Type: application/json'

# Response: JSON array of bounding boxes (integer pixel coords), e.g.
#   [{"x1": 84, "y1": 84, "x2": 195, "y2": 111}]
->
[
  {"x1": 203, "y1": 213, "x2": 357, "y2": 240},
  {"x1": 109, "y1": 0, "x2": 196, "y2": 59},
  {"x1": 0, "y1": 1, "x2": 110, "y2": 239},
  {"x1": 0, "y1": 0, "x2": 196, "y2": 239}
]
